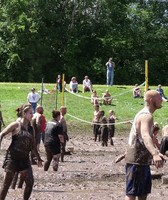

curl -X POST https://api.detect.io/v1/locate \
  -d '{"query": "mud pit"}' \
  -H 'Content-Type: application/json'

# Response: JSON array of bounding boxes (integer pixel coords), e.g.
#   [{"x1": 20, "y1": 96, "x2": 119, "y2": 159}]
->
[{"x1": 1, "y1": 134, "x2": 168, "y2": 200}]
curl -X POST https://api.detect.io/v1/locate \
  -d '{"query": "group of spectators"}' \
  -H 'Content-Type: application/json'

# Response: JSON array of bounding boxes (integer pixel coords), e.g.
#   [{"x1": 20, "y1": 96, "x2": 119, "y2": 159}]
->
[
  {"x1": 91, "y1": 89, "x2": 112, "y2": 106},
  {"x1": 133, "y1": 83, "x2": 168, "y2": 102},
  {"x1": 69, "y1": 75, "x2": 93, "y2": 93}
]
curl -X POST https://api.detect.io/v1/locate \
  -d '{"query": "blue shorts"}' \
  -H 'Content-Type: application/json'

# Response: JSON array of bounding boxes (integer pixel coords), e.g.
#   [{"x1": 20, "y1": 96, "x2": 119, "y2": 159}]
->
[{"x1": 126, "y1": 163, "x2": 151, "y2": 196}]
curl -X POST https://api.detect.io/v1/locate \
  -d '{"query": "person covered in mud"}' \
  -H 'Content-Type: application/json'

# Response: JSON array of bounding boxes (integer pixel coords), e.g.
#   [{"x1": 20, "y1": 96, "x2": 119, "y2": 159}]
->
[
  {"x1": 32, "y1": 105, "x2": 43, "y2": 152},
  {"x1": 92, "y1": 104, "x2": 101, "y2": 142},
  {"x1": 124, "y1": 90, "x2": 165, "y2": 200},
  {"x1": 108, "y1": 110, "x2": 117, "y2": 146},
  {"x1": 99, "y1": 116, "x2": 108, "y2": 146},
  {"x1": 44, "y1": 110, "x2": 64, "y2": 171},
  {"x1": 60, "y1": 106, "x2": 69, "y2": 162},
  {"x1": 160, "y1": 124, "x2": 168, "y2": 155},
  {"x1": 0, "y1": 104, "x2": 43, "y2": 200},
  {"x1": 152, "y1": 122, "x2": 161, "y2": 150}
]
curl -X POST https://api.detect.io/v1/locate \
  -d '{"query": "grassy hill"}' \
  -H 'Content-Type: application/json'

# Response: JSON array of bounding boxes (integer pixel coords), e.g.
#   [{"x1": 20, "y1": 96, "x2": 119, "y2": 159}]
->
[{"x1": 0, "y1": 82, "x2": 168, "y2": 136}]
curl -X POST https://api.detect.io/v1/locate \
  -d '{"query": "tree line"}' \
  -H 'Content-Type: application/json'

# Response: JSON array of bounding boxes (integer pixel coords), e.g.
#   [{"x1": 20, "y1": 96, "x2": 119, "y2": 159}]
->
[{"x1": 0, "y1": 0, "x2": 168, "y2": 85}]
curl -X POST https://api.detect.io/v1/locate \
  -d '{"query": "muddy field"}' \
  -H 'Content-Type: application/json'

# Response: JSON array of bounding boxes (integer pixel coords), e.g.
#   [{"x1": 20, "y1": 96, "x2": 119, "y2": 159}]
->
[{"x1": 1, "y1": 132, "x2": 168, "y2": 200}]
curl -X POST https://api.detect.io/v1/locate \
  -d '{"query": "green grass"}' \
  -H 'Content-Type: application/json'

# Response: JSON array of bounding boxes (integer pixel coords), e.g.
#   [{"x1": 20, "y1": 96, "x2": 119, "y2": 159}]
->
[{"x1": 0, "y1": 82, "x2": 168, "y2": 136}]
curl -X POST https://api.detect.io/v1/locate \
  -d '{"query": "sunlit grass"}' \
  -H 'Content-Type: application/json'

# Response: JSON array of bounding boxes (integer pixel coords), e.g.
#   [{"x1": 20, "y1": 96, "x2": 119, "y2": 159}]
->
[{"x1": 0, "y1": 82, "x2": 168, "y2": 136}]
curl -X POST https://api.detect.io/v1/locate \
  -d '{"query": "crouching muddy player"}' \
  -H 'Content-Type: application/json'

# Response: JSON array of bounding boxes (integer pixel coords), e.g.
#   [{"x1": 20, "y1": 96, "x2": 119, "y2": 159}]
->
[{"x1": 0, "y1": 104, "x2": 43, "y2": 200}]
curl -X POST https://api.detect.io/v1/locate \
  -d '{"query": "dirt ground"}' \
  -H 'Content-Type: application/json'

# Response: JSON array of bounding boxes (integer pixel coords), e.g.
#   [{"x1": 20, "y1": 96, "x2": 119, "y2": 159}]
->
[{"x1": 1, "y1": 132, "x2": 168, "y2": 200}]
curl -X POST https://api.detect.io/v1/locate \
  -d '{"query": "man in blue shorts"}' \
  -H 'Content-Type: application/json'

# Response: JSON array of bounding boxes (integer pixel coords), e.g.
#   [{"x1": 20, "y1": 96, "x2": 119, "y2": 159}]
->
[{"x1": 125, "y1": 90, "x2": 165, "y2": 200}]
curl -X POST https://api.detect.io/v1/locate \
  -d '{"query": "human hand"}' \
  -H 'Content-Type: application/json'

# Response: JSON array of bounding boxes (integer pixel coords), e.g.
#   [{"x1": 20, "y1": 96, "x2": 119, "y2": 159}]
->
[{"x1": 153, "y1": 153, "x2": 166, "y2": 169}]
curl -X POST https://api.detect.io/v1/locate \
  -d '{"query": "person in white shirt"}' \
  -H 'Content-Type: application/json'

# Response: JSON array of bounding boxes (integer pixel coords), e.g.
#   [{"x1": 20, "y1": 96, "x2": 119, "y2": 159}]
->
[
  {"x1": 27, "y1": 88, "x2": 41, "y2": 113},
  {"x1": 69, "y1": 77, "x2": 78, "y2": 93},
  {"x1": 82, "y1": 76, "x2": 93, "y2": 93}
]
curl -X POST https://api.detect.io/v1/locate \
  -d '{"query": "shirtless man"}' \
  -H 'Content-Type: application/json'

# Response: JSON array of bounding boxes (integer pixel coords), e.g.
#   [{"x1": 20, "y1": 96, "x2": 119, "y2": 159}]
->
[
  {"x1": 125, "y1": 90, "x2": 165, "y2": 200},
  {"x1": 92, "y1": 104, "x2": 101, "y2": 142},
  {"x1": 60, "y1": 106, "x2": 69, "y2": 162}
]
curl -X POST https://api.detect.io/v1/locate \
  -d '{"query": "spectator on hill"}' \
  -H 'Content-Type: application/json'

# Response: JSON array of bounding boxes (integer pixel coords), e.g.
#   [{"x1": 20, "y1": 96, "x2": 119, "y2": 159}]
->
[
  {"x1": 102, "y1": 90, "x2": 112, "y2": 105},
  {"x1": 27, "y1": 88, "x2": 41, "y2": 113},
  {"x1": 133, "y1": 84, "x2": 142, "y2": 98},
  {"x1": 57, "y1": 75, "x2": 62, "y2": 92},
  {"x1": 82, "y1": 75, "x2": 93, "y2": 93},
  {"x1": 69, "y1": 77, "x2": 78, "y2": 93},
  {"x1": 105, "y1": 57, "x2": 115, "y2": 86},
  {"x1": 156, "y1": 84, "x2": 168, "y2": 102},
  {"x1": 91, "y1": 90, "x2": 99, "y2": 105}
]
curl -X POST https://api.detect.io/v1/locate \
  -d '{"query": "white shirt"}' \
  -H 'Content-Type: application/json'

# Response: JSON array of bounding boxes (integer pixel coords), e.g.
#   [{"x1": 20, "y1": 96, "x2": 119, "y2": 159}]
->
[
  {"x1": 27, "y1": 92, "x2": 40, "y2": 103},
  {"x1": 83, "y1": 79, "x2": 91, "y2": 87}
]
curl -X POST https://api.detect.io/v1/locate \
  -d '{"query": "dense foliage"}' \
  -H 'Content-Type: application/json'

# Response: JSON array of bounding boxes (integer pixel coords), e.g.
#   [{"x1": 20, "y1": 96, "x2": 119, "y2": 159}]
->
[{"x1": 0, "y1": 0, "x2": 168, "y2": 85}]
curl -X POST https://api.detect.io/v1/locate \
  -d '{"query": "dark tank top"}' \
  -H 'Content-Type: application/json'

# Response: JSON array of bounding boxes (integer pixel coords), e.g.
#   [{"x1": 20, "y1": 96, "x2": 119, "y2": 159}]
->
[{"x1": 7, "y1": 124, "x2": 33, "y2": 161}]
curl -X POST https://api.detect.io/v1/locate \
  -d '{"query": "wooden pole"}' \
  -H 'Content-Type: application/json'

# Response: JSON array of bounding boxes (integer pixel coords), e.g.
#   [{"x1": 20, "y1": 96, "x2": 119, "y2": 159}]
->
[
  {"x1": 62, "y1": 74, "x2": 65, "y2": 106},
  {"x1": 145, "y1": 60, "x2": 148, "y2": 92},
  {"x1": 40, "y1": 77, "x2": 44, "y2": 106}
]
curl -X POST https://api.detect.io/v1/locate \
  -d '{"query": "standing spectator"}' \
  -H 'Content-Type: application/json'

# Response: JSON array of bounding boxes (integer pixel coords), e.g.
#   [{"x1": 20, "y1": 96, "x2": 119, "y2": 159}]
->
[
  {"x1": 108, "y1": 110, "x2": 117, "y2": 145},
  {"x1": 105, "y1": 57, "x2": 115, "y2": 86},
  {"x1": 156, "y1": 84, "x2": 168, "y2": 102},
  {"x1": 82, "y1": 75, "x2": 93, "y2": 93},
  {"x1": 0, "y1": 104, "x2": 43, "y2": 200},
  {"x1": 124, "y1": 90, "x2": 165, "y2": 200},
  {"x1": 0, "y1": 104, "x2": 5, "y2": 132},
  {"x1": 60, "y1": 106, "x2": 69, "y2": 162},
  {"x1": 44, "y1": 110, "x2": 64, "y2": 171},
  {"x1": 27, "y1": 88, "x2": 41, "y2": 113},
  {"x1": 102, "y1": 90, "x2": 112, "y2": 105},
  {"x1": 57, "y1": 74, "x2": 62, "y2": 92},
  {"x1": 69, "y1": 77, "x2": 78, "y2": 93}
]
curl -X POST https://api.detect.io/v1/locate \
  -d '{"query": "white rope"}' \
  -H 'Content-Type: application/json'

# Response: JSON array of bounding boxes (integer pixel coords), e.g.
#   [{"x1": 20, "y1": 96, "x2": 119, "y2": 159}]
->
[{"x1": 67, "y1": 113, "x2": 133, "y2": 126}]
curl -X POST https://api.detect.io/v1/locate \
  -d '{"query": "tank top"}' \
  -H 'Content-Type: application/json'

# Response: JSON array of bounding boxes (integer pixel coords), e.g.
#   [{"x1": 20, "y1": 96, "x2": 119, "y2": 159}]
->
[
  {"x1": 125, "y1": 108, "x2": 153, "y2": 165},
  {"x1": 7, "y1": 124, "x2": 33, "y2": 161}
]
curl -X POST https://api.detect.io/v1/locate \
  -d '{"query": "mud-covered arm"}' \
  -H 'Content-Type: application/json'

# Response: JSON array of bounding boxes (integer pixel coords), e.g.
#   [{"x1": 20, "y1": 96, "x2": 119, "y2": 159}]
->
[
  {"x1": 0, "y1": 122, "x2": 18, "y2": 149},
  {"x1": 140, "y1": 114, "x2": 159, "y2": 155},
  {"x1": 140, "y1": 114, "x2": 164, "y2": 168}
]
